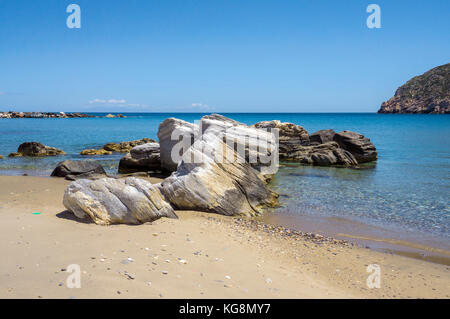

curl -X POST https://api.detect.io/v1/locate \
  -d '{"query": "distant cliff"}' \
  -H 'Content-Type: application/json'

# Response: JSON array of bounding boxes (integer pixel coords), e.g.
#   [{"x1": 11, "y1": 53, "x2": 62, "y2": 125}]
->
[{"x1": 378, "y1": 63, "x2": 449, "y2": 114}]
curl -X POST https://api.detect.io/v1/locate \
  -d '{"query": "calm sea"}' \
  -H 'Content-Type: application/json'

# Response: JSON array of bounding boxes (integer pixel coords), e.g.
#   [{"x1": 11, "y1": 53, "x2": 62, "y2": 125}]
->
[{"x1": 1, "y1": 113, "x2": 449, "y2": 254}]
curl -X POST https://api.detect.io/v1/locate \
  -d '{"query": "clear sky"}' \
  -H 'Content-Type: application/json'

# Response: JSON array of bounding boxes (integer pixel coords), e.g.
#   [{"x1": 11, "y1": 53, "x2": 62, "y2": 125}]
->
[{"x1": 0, "y1": 0, "x2": 449, "y2": 113}]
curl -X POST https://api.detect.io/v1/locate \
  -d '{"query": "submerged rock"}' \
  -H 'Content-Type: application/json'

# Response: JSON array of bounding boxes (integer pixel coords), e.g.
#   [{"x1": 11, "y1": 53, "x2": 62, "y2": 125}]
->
[
  {"x1": 80, "y1": 149, "x2": 112, "y2": 156},
  {"x1": 118, "y1": 143, "x2": 162, "y2": 174},
  {"x1": 333, "y1": 131, "x2": 377, "y2": 163},
  {"x1": 8, "y1": 142, "x2": 65, "y2": 157},
  {"x1": 159, "y1": 132, "x2": 278, "y2": 217},
  {"x1": 51, "y1": 160, "x2": 107, "y2": 180},
  {"x1": 103, "y1": 138, "x2": 156, "y2": 153},
  {"x1": 63, "y1": 177, "x2": 177, "y2": 225}
]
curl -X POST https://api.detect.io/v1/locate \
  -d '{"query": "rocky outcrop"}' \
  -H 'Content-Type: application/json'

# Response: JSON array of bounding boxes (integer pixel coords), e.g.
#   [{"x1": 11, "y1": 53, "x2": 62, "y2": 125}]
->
[
  {"x1": 333, "y1": 131, "x2": 377, "y2": 163},
  {"x1": 157, "y1": 118, "x2": 198, "y2": 172},
  {"x1": 63, "y1": 177, "x2": 177, "y2": 225},
  {"x1": 80, "y1": 149, "x2": 112, "y2": 156},
  {"x1": 103, "y1": 138, "x2": 156, "y2": 153},
  {"x1": 201, "y1": 116, "x2": 279, "y2": 176},
  {"x1": 379, "y1": 63, "x2": 450, "y2": 114},
  {"x1": 51, "y1": 160, "x2": 107, "y2": 180},
  {"x1": 283, "y1": 142, "x2": 358, "y2": 166},
  {"x1": 8, "y1": 142, "x2": 65, "y2": 157},
  {"x1": 118, "y1": 143, "x2": 162, "y2": 174},
  {"x1": 309, "y1": 129, "x2": 335, "y2": 145},
  {"x1": 158, "y1": 132, "x2": 278, "y2": 217},
  {"x1": 253, "y1": 120, "x2": 309, "y2": 159}
]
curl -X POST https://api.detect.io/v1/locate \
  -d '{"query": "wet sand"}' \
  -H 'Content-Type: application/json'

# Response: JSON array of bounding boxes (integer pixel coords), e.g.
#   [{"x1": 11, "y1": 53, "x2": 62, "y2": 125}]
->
[
  {"x1": 0, "y1": 175, "x2": 449, "y2": 298},
  {"x1": 258, "y1": 210, "x2": 450, "y2": 266}
]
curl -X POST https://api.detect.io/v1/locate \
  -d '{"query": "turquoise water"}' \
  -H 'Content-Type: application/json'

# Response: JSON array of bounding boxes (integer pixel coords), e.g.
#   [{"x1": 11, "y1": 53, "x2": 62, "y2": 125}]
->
[{"x1": 1, "y1": 113, "x2": 449, "y2": 247}]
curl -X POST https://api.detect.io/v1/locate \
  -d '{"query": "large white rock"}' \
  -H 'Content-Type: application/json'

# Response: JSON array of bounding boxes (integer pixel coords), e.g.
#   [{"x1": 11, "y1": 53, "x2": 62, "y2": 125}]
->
[
  {"x1": 200, "y1": 115, "x2": 279, "y2": 176},
  {"x1": 157, "y1": 114, "x2": 279, "y2": 176},
  {"x1": 157, "y1": 118, "x2": 198, "y2": 172},
  {"x1": 158, "y1": 132, "x2": 278, "y2": 217},
  {"x1": 63, "y1": 177, "x2": 177, "y2": 225}
]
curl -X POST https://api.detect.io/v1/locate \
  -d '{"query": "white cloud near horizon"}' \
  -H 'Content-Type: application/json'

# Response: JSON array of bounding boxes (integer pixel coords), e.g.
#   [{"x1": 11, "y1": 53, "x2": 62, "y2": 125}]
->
[
  {"x1": 89, "y1": 98, "x2": 127, "y2": 104},
  {"x1": 191, "y1": 103, "x2": 215, "y2": 111},
  {"x1": 88, "y1": 98, "x2": 147, "y2": 108}
]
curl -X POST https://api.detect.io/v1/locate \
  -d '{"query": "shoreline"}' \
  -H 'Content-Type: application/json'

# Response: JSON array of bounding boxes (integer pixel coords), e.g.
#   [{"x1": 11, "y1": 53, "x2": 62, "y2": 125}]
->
[
  {"x1": 0, "y1": 175, "x2": 449, "y2": 298},
  {"x1": 2, "y1": 172, "x2": 449, "y2": 267},
  {"x1": 257, "y1": 210, "x2": 450, "y2": 267}
]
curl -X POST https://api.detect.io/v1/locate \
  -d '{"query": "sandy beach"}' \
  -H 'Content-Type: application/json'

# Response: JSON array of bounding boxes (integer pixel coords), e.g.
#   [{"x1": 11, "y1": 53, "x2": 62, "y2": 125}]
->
[{"x1": 0, "y1": 175, "x2": 448, "y2": 299}]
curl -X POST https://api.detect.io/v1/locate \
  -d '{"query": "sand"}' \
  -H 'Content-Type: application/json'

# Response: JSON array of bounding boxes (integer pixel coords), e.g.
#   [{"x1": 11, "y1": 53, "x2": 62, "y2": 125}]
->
[{"x1": 0, "y1": 175, "x2": 449, "y2": 299}]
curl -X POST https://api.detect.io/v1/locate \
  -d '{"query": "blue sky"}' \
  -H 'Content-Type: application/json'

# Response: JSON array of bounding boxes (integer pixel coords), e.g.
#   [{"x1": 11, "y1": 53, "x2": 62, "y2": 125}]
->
[{"x1": 0, "y1": 0, "x2": 449, "y2": 113}]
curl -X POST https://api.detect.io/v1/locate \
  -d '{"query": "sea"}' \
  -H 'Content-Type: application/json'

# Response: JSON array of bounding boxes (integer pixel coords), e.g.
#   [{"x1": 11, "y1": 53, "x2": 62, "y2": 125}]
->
[{"x1": 1, "y1": 113, "x2": 449, "y2": 261}]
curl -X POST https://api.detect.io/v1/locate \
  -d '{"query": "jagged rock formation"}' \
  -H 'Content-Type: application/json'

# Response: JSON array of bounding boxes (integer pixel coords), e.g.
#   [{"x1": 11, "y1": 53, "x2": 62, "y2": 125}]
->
[
  {"x1": 333, "y1": 131, "x2": 377, "y2": 163},
  {"x1": 283, "y1": 142, "x2": 358, "y2": 166},
  {"x1": 379, "y1": 63, "x2": 450, "y2": 114}
]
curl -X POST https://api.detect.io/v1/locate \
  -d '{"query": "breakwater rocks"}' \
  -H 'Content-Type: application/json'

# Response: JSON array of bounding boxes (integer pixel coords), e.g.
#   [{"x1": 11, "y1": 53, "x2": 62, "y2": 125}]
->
[{"x1": 0, "y1": 111, "x2": 94, "y2": 118}]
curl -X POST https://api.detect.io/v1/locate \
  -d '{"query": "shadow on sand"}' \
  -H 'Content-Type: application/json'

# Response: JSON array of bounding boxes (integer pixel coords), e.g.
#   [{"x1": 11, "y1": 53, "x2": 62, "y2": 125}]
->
[{"x1": 56, "y1": 210, "x2": 94, "y2": 224}]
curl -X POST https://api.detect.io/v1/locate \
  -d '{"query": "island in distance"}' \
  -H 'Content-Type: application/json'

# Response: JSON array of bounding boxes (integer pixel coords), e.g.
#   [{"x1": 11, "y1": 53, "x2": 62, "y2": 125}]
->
[{"x1": 378, "y1": 63, "x2": 449, "y2": 114}]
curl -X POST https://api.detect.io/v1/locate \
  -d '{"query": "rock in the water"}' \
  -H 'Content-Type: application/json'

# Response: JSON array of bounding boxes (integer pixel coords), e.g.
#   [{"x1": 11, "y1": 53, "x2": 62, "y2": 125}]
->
[
  {"x1": 157, "y1": 118, "x2": 198, "y2": 172},
  {"x1": 333, "y1": 131, "x2": 377, "y2": 163},
  {"x1": 309, "y1": 129, "x2": 336, "y2": 145},
  {"x1": 103, "y1": 138, "x2": 156, "y2": 153},
  {"x1": 51, "y1": 160, "x2": 107, "y2": 179},
  {"x1": 105, "y1": 113, "x2": 126, "y2": 118},
  {"x1": 253, "y1": 120, "x2": 309, "y2": 159},
  {"x1": 8, "y1": 152, "x2": 22, "y2": 157},
  {"x1": 379, "y1": 63, "x2": 449, "y2": 114},
  {"x1": 9, "y1": 142, "x2": 65, "y2": 157},
  {"x1": 80, "y1": 149, "x2": 113, "y2": 156},
  {"x1": 159, "y1": 132, "x2": 278, "y2": 217},
  {"x1": 118, "y1": 143, "x2": 161, "y2": 174},
  {"x1": 283, "y1": 142, "x2": 358, "y2": 166},
  {"x1": 63, "y1": 177, "x2": 177, "y2": 225}
]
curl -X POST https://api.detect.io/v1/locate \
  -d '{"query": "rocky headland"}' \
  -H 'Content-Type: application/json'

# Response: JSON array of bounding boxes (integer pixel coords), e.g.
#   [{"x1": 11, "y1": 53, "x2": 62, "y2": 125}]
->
[{"x1": 379, "y1": 63, "x2": 450, "y2": 114}]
